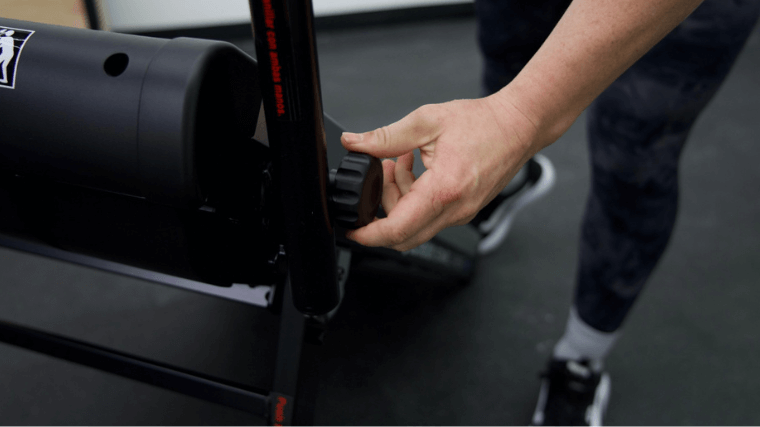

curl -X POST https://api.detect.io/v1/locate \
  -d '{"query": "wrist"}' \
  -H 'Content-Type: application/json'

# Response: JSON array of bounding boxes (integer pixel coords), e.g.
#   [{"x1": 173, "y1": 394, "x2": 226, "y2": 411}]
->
[{"x1": 491, "y1": 75, "x2": 581, "y2": 154}]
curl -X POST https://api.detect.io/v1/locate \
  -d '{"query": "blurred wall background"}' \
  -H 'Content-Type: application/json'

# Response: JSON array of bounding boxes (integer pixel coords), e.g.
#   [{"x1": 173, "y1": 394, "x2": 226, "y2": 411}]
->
[{"x1": 99, "y1": 0, "x2": 473, "y2": 32}]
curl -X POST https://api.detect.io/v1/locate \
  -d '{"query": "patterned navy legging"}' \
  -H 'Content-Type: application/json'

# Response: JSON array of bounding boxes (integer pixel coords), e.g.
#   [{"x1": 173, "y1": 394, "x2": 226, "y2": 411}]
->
[{"x1": 476, "y1": 0, "x2": 760, "y2": 332}]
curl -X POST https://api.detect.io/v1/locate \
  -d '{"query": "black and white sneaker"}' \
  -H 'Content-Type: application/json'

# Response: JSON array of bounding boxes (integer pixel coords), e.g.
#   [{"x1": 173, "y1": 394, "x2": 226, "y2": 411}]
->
[
  {"x1": 471, "y1": 153, "x2": 556, "y2": 255},
  {"x1": 531, "y1": 359, "x2": 611, "y2": 426}
]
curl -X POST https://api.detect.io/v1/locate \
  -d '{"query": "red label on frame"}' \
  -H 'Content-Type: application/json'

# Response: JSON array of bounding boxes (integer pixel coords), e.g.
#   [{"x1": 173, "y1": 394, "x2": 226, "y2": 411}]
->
[
  {"x1": 270, "y1": 393, "x2": 293, "y2": 426},
  {"x1": 261, "y1": 0, "x2": 299, "y2": 121}
]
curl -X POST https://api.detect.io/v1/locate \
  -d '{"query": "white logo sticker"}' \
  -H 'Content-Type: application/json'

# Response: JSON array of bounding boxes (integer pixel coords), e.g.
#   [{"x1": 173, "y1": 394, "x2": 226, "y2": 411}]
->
[{"x1": 0, "y1": 26, "x2": 34, "y2": 89}]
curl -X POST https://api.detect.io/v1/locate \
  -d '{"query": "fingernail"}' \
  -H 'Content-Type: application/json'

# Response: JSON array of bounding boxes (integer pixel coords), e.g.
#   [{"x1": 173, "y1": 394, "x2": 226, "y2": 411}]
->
[{"x1": 342, "y1": 132, "x2": 364, "y2": 145}]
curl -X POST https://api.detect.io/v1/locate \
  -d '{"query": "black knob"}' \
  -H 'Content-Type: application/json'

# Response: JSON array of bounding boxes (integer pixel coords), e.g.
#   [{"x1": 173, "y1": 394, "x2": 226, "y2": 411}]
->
[{"x1": 329, "y1": 152, "x2": 383, "y2": 229}]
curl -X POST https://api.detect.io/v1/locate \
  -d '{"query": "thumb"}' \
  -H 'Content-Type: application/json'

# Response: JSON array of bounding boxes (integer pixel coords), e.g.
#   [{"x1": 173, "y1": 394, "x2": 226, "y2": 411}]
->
[{"x1": 341, "y1": 107, "x2": 439, "y2": 158}]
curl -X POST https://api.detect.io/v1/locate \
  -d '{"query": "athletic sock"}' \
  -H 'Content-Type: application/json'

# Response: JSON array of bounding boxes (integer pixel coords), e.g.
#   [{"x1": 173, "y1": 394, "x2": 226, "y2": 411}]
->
[{"x1": 552, "y1": 306, "x2": 619, "y2": 372}]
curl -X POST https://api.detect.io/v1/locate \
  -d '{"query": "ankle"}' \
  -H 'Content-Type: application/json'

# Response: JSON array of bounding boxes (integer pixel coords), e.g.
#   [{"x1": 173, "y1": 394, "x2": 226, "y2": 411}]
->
[{"x1": 552, "y1": 307, "x2": 619, "y2": 372}]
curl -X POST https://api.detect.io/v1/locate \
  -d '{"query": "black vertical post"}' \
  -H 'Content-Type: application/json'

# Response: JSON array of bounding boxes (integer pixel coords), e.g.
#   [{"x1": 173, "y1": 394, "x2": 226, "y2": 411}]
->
[
  {"x1": 82, "y1": 0, "x2": 101, "y2": 30},
  {"x1": 247, "y1": 0, "x2": 339, "y2": 315},
  {"x1": 269, "y1": 276, "x2": 315, "y2": 426}
]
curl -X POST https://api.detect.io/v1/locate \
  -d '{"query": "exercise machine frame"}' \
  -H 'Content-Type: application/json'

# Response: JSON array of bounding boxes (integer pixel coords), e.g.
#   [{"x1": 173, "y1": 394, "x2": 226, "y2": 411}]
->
[{"x1": 0, "y1": 1, "x2": 476, "y2": 424}]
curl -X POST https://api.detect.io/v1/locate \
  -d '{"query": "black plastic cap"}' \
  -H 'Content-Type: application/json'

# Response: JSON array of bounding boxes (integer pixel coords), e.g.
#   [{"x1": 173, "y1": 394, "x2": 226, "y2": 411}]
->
[{"x1": 329, "y1": 152, "x2": 383, "y2": 229}]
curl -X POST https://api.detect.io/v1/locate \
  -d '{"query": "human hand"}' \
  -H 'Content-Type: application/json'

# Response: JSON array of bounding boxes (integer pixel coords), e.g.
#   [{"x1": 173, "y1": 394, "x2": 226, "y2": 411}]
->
[{"x1": 340, "y1": 94, "x2": 542, "y2": 251}]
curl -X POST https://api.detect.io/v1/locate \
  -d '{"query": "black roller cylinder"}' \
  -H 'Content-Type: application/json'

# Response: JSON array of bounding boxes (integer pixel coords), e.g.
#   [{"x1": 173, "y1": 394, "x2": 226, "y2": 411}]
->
[
  {"x1": 0, "y1": 17, "x2": 260, "y2": 209},
  {"x1": 0, "y1": 18, "x2": 275, "y2": 286}
]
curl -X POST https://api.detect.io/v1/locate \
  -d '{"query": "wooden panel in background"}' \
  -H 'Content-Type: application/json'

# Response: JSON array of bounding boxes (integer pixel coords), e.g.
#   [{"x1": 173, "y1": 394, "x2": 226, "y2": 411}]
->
[{"x1": 1, "y1": 0, "x2": 87, "y2": 28}]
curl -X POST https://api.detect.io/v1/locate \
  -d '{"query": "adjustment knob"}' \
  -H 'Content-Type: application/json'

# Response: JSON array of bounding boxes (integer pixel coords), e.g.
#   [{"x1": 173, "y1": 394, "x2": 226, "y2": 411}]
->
[{"x1": 329, "y1": 152, "x2": 383, "y2": 229}]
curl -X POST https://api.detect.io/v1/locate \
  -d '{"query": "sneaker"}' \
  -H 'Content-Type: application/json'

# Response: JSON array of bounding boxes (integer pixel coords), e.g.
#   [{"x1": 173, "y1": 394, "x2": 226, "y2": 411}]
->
[
  {"x1": 472, "y1": 153, "x2": 556, "y2": 255},
  {"x1": 531, "y1": 359, "x2": 611, "y2": 426}
]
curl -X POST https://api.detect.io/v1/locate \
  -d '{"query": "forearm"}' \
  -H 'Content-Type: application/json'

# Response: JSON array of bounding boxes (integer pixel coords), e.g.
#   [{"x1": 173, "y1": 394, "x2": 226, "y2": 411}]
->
[{"x1": 494, "y1": 0, "x2": 704, "y2": 151}]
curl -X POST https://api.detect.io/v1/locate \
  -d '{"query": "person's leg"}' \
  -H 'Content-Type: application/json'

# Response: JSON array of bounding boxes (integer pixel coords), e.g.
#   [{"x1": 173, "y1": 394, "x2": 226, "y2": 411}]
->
[
  {"x1": 539, "y1": 2, "x2": 760, "y2": 425},
  {"x1": 476, "y1": 0, "x2": 572, "y2": 96},
  {"x1": 472, "y1": 0, "x2": 570, "y2": 253},
  {"x1": 571, "y1": 0, "x2": 760, "y2": 339}
]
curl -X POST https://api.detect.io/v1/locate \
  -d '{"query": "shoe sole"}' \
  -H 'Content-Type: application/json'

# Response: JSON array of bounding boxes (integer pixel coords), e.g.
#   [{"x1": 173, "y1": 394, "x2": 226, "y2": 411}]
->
[
  {"x1": 588, "y1": 372, "x2": 611, "y2": 426},
  {"x1": 531, "y1": 378, "x2": 550, "y2": 426},
  {"x1": 530, "y1": 371, "x2": 611, "y2": 426},
  {"x1": 477, "y1": 153, "x2": 556, "y2": 255}
]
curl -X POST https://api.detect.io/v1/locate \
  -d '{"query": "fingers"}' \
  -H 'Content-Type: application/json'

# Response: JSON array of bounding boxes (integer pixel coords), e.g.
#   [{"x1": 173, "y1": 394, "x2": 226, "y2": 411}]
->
[
  {"x1": 390, "y1": 212, "x2": 453, "y2": 252},
  {"x1": 341, "y1": 106, "x2": 440, "y2": 158},
  {"x1": 394, "y1": 152, "x2": 415, "y2": 195},
  {"x1": 347, "y1": 173, "x2": 445, "y2": 249},
  {"x1": 380, "y1": 155, "x2": 415, "y2": 214},
  {"x1": 381, "y1": 159, "x2": 401, "y2": 213}
]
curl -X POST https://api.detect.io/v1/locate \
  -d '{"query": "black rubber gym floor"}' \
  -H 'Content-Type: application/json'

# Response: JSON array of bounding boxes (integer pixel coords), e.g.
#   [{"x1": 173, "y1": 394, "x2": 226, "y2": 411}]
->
[{"x1": 0, "y1": 14, "x2": 759, "y2": 425}]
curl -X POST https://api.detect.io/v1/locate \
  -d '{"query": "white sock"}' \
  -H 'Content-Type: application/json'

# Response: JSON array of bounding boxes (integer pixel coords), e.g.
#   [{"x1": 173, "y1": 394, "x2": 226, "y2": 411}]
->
[{"x1": 553, "y1": 306, "x2": 619, "y2": 372}]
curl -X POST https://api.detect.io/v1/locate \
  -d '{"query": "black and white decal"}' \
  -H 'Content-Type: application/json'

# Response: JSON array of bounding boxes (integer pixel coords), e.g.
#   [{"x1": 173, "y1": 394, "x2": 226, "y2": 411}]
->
[{"x1": 0, "y1": 26, "x2": 34, "y2": 89}]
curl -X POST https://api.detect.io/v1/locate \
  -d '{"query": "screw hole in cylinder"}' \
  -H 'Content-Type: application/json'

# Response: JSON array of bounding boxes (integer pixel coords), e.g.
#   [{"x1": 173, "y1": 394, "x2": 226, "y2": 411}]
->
[{"x1": 104, "y1": 53, "x2": 129, "y2": 77}]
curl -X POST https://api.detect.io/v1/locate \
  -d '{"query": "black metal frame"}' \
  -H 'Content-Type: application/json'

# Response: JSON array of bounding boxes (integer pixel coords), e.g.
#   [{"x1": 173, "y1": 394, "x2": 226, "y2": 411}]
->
[
  {"x1": 248, "y1": 0, "x2": 340, "y2": 316},
  {"x1": 0, "y1": 1, "x2": 477, "y2": 424},
  {"x1": 0, "y1": 320, "x2": 270, "y2": 416},
  {"x1": 0, "y1": 2, "x2": 330, "y2": 424},
  {"x1": 0, "y1": 274, "x2": 311, "y2": 424}
]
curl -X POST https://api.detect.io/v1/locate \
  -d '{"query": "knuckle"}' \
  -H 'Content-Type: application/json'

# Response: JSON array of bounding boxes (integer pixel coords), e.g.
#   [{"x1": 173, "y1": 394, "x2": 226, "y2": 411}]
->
[
  {"x1": 451, "y1": 208, "x2": 476, "y2": 226},
  {"x1": 412, "y1": 104, "x2": 434, "y2": 119},
  {"x1": 388, "y1": 227, "x2": 411, "y2": 246},
  {"x1": 436, "y1": 166, "x2": 480, "y2": 206},
  {"x1": 373, "y1": 126, "x2": 393, "y2": 151},
  {"x1": 454, "y1": 166, "x2": 478, "y2": 191},
  {"x1": 411, "y1": 105, "x2": 443, "y2": 130},
  {"x1": 433, "y1": 181, "x2": 464, "y2": 210},
  {"x1": 394, "y1": 238, "x2": 419, "y2": 253},
  {"x1": 392, "y1": 243, "x2": 410, "y2": 252}
]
